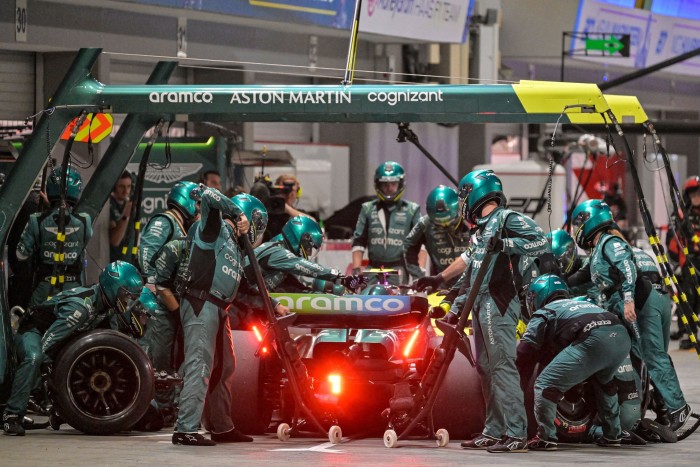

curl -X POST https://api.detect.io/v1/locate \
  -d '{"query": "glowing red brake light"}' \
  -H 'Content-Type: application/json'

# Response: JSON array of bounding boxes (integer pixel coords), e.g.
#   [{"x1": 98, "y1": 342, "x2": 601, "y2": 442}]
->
[
  {"x1": 251, "y1": 325, "x2": 268, "y2": 354},
  {"x1": 403, "y1": 328, "x2": 421, "y2": 358},
  {"x1": 328, "y1": 374, "x2": 342, "y2": 395}
]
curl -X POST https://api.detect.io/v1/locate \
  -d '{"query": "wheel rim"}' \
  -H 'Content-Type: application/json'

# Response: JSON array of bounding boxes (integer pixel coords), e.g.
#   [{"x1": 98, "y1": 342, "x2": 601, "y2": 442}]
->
[{"x1": 65, "y1": 345, "x2": 142, "y2": 421}]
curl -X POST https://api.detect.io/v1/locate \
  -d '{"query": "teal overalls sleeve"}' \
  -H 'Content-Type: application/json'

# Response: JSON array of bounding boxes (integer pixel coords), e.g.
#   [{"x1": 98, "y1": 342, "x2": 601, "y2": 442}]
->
[
  {"x1": 520, "y1": 312, "x2": 548, "y2": 348},
  {"x1": 501, "y1": 213, "x2": 548, "y2": 257},
  {"x1": 199, "y1": 187, "x2": 243, "y2": 241},
  {"x1": 154, "y1": 239, "x2": 184, "y2": 288},
  {"x1": 139, "y1": 214, "x2": 176, "y2": 283},
  {"x1": 403, "y1": 217, "x2": 427, "y2": 279},
  {"x1": 260, "y1": 245, "x2": 340, "y2": 280},
  {"x1": 604, "y1": 237, "x2": 637, "y2": 301},
  {"x1": 351, "y1": 203, "x2": 370, "y2": 249},
  {"x1": 15, "y1": 214, "x2": 40, "y2": 261}
]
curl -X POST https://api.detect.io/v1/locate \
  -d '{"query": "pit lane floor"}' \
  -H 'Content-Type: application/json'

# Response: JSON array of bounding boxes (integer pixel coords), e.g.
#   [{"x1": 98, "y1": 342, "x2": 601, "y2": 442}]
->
[{"x1": 3, "y1": 345, "x2": 700, "y2": 466}]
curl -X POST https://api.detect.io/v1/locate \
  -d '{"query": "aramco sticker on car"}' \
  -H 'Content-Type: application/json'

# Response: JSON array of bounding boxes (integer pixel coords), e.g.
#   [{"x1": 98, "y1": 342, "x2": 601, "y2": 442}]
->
[{"x1": 270, "y1": 293, "x2": 411, "y2": 314}]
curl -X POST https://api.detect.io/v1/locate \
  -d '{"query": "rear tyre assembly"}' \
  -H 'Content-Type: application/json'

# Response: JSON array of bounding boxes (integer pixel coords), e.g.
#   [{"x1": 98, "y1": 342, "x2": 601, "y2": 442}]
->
[
  {"x1": 52, "y1": 329, "x2": 154, "y2": 435},
  {"x1": 228, "y1": 330, "x2": 275, "y2": 434},
  {"x1": 328, "y1": 425, "x2": 342, "y2": 444},
  {"x1": 277, "y1": 422, "x2": 291, "y2": 441},
  {"x1": 435, "y1": 428, "x2": 449, "y2": 447},
  {"x1": 383, "y1": 429, "x2": 398, "y2": 448}
]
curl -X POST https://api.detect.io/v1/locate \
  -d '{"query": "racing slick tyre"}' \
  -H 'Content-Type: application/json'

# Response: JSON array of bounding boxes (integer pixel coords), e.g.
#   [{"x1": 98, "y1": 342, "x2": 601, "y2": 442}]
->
[
  {"x1": 431, "y1": 337, "x2": 485, "y2": 440},
  {"x1": 52, "y1": 329, "x2": 154, "y2": 435},
  {"x1": 229, "y1": 330, "x2": 274, "y2": 435}
]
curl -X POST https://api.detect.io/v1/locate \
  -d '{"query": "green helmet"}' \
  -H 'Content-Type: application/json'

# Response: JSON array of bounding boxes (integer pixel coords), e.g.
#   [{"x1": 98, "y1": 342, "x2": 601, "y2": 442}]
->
[
  {"x1": 374, "y1": 161, "x2": 406, "y2": 203},
  {"x1": 281, "y1": 215, "x2": 324, "y2": 259},
  {"x1": 426, "y1": 185, "x2": 461, "y2": 228},
  {"x1": 525, "y1": 274, "x2": 570, "y2": 316},
  {"x1": 46, "y1": 167, "x2": 83, "y2": 205},
  {"x1": 114, "y1": 286, "x2": 156, "y2": 338},
  {"x1": 99, "y1": 261, "x2": 144, "y2": 314},
  {"x1": 457, "y1": 169, "x2": 506, "y2": 223},
  {"x1": 571, "y1": 199, "x2": 614, "y2": 249},
  {"x1": 232, "y1": 193, "x2": 268, "y2": 246},
  {"x1": 546, "y1": 229, "x2": 577, "y2": 275},
  {"x1": 167, "y1": 181, "x2": 200, "y2": 222}
]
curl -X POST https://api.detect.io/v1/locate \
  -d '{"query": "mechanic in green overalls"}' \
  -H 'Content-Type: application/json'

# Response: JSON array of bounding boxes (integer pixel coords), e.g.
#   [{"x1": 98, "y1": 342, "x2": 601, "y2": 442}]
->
[
  {"x1": 138, "y1": 181, "x2": 200, "y2": 373},
  {"x1": 246, "y1": 215, "x2": 367, "y2": 295},
  {"x1": 517, "y1": 274, "x2": 631, "y2": 450},
  {"x1": 571, "y1": 199, "x2": 691, "y2": 435},
  {"x1": 453, "y1": 169, "x2": 548, "y2": 453},
  {"x1": 2, "y1": 261, "x2": 146, "y2": 436},
  {"x1": 16, "y1": 166, "x2": 93, "y2": 306},
  {"x1": 404, "y1": 185, "x2": 472, "y2": 291},
  {"x1": 352, "y1": 161, "x2": 421, "y2": 285},
  {"x1": 161, "y1": 187, "x2": 289, "y2": 445}
]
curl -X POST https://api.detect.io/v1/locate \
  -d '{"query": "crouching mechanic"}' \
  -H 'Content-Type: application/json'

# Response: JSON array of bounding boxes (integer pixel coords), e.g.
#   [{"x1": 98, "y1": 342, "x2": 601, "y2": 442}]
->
[
  {"x1": 138, "y1": 181, "x2": 200, "y2": 373},
  {"x1": 405, "y1": 185, "x2": 472, "y2": 291},
  {"x1": 2, "y1": 261, "x2": 145, "y2": 435},
  {"x1": 16, "y1": 166, "x2": 93, "y2": 306},
  {"x1": 517, "y1": 274, "x2": 631, "y2": 450},
  {"x1": 246, "y1": 215, "x2": 367, "y2": 295},
  {"x1": 455, "y1": 169, "x2": 548, "y2": 453}
]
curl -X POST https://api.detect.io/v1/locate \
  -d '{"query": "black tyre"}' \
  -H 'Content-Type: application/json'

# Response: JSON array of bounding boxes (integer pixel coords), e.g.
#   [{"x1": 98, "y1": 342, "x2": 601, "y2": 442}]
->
[
  {"x1": 432, "y1": 337, "x2": 485, "y2": 440},
  {"x1": 229, "y1": 330, "x2": 274, "y2": 434},
  {"x1": 52, "y1": 329, "x2": 154, "y2": 435}
]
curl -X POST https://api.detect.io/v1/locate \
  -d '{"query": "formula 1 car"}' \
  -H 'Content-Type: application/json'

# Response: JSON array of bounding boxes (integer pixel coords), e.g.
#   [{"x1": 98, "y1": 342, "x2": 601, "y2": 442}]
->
[{"x1": 229, "y1": 287, "x2": 485, "y2": 440}]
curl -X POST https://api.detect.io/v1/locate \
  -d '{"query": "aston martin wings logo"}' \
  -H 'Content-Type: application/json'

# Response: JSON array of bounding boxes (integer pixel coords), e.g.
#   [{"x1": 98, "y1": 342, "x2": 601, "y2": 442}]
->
[
  {"x1": 125, "y1": 163, "x2": 203, "y2": 184},
  {"x1": 45, "y1": 226, "x2": 81, "y2": 235}
]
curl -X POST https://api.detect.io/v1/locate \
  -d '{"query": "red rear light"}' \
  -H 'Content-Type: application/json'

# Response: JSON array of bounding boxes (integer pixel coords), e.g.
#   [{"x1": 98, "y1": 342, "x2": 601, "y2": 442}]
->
[
  {"x1": 328, "y1": 374, "x2": 342, "y2": 395},
  {"x1": 251, "y1": 325, "x2": 268, "y2": 354},
  {"x1": 403, "y1": 328, "x2": 421, "y2": 358}
]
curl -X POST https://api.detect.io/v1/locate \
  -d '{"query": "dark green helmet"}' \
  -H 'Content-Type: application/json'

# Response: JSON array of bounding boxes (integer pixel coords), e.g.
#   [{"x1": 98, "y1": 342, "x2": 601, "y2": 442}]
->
[
  {"x1": 374, "y1": 161, "x2": 406, "y2": 203},
  {"x1": 571, "y1": 199, "x2": 614, "y2": 249},
  {"x1": 114, "y1": 286, "x2": 157, "y2": 338},
  {"x1": 232, "y1": 193, "x2": 268, "y2": 246},
  {"x1": 46, "y1": 167, "x2": 83, "y2": 205},
  {"x1": 167, "y1": 181, "x2": 200, "y2": 221},
  {"x1": 426, "y1": 185, "x2": 461, "y2": 228},
  {"x1": 457, "y1": 169, "x2": 506, "y2": 223},
  {"x1": 526, "y1": 273, "x2": 570, "y2": 316},
  {"x1": 99, "y1": 261, "x2": 144, "y2": 314},
  {"x1": 282, "y1": 215, "x2": 324, "y2": 259},
  {"x1": 546, "y1": 229, "x2": 577, "y2": 275}
]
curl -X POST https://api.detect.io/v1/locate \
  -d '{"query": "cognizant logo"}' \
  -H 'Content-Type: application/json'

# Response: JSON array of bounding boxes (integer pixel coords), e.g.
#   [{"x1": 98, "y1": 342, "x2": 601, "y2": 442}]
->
[{"x1": 270, "y1": 293, "x2": 410, "y2": 313}]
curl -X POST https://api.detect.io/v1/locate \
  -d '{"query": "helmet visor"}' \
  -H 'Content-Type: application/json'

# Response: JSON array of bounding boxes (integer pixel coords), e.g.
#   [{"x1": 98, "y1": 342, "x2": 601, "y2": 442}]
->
[
  {"x1": 300, "y1": 234, "x2": 320, "y2": 260},
  {"x1": 571, "y1": 211, "x2": 590, "y2": 246},
  {"x1": 115, "y1": 295, "x2": 149, "y2": 338},
  {"x1": 558, "y1": 242, "x2": 576, "y2": 274},
  {"x1": 249, "y1": 209, "x2": 267, "y2": 246}
]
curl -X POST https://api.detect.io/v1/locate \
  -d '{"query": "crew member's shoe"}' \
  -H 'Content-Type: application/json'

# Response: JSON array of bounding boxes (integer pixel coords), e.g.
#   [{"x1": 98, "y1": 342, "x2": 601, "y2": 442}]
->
[
  {"x1": 596, "y1": 436, "x2": 621, "y2": 447},
  {"x1": 487, "y1": 436, "x2": 528, "y2": 453},
  {"x1": 527, "y1": 435, "x2": 558, "y2": 451},
  {"x1": 2, "y1": 413, "x2": 26, "y2": 436},
  {"x1": 636, "y1": 418, "x2": 677, "y2": 443},
  {"x1": 172, "y1": 432, "x2": 216, "y2": 446},
  {"x1": 460, "y1": 433, "x2": 499, "y2": 449},
  {"x1": 211, "y1": 428, "x2": 254, "y2": 443},
  {"x1": 670, "y1": 330, "x2": 685, "y2": 341},
  {"x1": 679, "y1": 338, "x2": 693, "y2": 350},
  {"x1": 669, "y1": 404, "x2": 692, "y2": 432},
  {"x1": 621, "y1": 430, "x2": 646, "y2": 445}
]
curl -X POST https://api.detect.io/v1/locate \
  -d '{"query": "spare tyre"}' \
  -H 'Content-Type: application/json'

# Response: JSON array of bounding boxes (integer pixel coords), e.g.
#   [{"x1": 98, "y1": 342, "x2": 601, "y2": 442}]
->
[{"x1": 52, "y1": 329, "x2": 154, "y2": 435}]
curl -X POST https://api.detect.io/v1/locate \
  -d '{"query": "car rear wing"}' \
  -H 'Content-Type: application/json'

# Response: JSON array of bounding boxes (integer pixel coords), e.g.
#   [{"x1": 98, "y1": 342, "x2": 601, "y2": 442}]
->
[{"x1": 270, "y1": 293, "x2": 429, "y2": 329}]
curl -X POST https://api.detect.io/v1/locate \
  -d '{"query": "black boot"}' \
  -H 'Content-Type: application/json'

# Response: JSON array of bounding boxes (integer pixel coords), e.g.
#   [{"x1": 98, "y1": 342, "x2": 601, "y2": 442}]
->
[
  {"x1": 2, "y1": 413, "x2": 26, "y2": 436},
  {"x1": 211, "y1": 428, "x2": 253, "y2": 443}
]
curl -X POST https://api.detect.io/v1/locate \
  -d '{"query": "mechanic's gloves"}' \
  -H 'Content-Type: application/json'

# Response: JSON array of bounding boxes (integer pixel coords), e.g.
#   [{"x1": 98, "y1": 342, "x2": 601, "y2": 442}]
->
[
  {"x1": 340, "y1": 274, "x2": 368, "y2": 291},
  {"x1": 442, "y1": 311, "x2": 459, "y2": 325},
  {"x1": 429, "y1": 302, "x2": 452, "y2": 319},
  {"x1": 190, "y1": 184, "x2": 205, "y2": 201},
  {"x1": 413, "y1": 274, "x2": 443, "y2": 292},
  {"x1": 352, "y1": 267, "x2": 362, "y2": 276},
  {"x1": 486, "y1": 234, "x2": 504, "y2": 253}
]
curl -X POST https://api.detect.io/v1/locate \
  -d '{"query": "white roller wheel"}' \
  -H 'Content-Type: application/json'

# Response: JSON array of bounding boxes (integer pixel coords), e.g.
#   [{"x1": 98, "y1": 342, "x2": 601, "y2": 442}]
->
[
  {"x1": 328, "y1": 425, "x2": 342, "y2": 444},
  {"x1": 277, "y1": 423, "x2": 291, "y2": 442},
  {"x1": 436, "y1": 428, "x2": 449, "y2": 447},
  {"x1": 383, "y1": 429, "x2": 398, "y2": 448}
]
